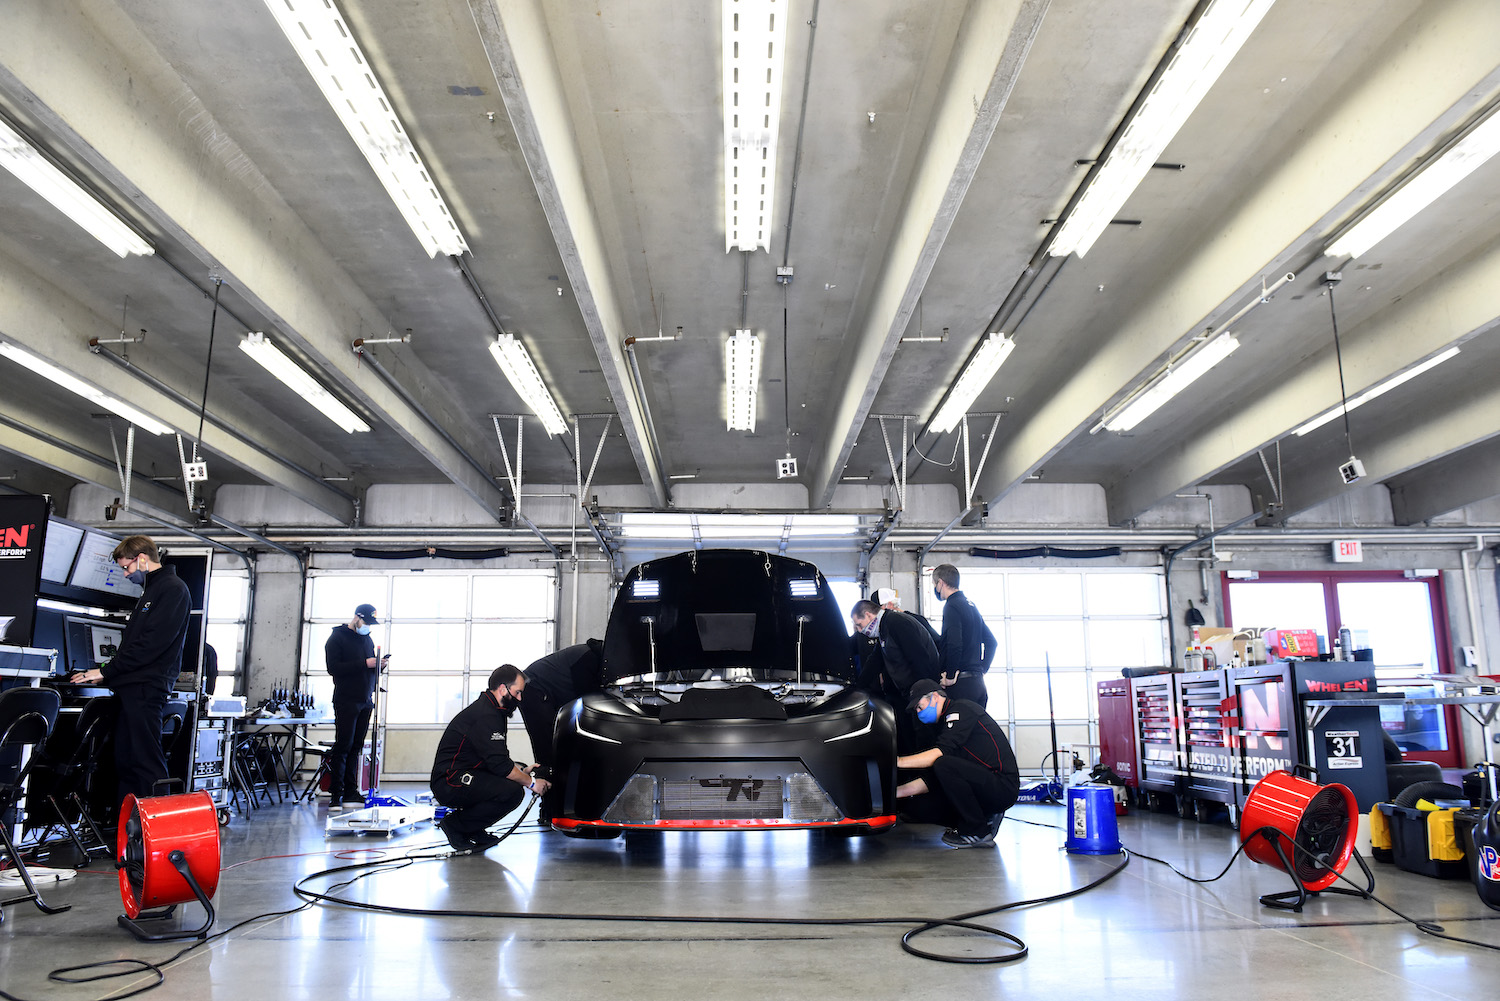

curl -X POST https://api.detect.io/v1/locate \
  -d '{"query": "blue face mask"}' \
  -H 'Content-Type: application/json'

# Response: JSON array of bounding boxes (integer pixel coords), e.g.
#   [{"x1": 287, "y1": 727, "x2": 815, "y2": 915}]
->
[
  {"x1": 126, "y1": 569, "x2": 147, "y2": 586},
  {"x1": 917, "y1": 703, "x2": 939, "y2": 724},
  {"x1": 355, "y1": 624, "x2": 371, "y2": 636}
]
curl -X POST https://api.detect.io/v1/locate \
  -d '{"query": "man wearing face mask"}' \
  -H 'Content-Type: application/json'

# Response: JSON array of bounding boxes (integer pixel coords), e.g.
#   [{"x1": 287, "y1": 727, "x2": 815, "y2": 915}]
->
[
  {"x1": 69, "y1": 535, "x2": 191, "y2": 803},
  {"x1": 896, "y1": 678, "x2": 1019, "y2": 848},
  {"x1": 430, "y1": 664, "x2": 550, "y2": 853},
  {"x1": 931, "y1": 564, "x2": 997, "y2": 709},
  {"x1": 324, "y1": 602, "x2": 387, "y2": 811},
  {"x1": 849, "y1": 599, "x2": 939, "y2": 702}
]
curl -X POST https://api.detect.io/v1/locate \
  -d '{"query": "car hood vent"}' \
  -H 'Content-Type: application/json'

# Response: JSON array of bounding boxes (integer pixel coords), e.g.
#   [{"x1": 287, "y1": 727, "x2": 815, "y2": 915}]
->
[{"x1": 657, "y1": 684, "x2": 788, "y2": 721}]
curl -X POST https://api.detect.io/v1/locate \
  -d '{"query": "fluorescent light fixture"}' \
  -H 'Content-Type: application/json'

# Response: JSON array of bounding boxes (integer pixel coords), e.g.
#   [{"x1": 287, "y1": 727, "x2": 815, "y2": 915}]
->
[
  {"x1": 0, "y1": 118, "x2": 153, "y2": 258},
  {"x1": 1048, "y1": 0, "x2": 1276, "y2": 259},
  {"x1": 0, "y1": 340, "x2": 170, "y2": 434},
  {"x1": 488, "y1": 334, "x2": 567, "y2": 436},
  {"x1": 725, "y1": 329, "x2": 761, "y2": 431},
  {"x1": 1326, "y1": 111, "x2": 1500, "y2": 259},
  {"x1": 1293, "y1": 346, "x2": 1461, "y2": 436},
  {"x1": 1102, "y1": 333, "x2": 1240, "y2": 432},
  {"x1": 722, "y1": 0, "x2": 788, "y2": 252},
  {"x1": 239, "y1": 332, "x2": 371, "y2": 433},
  {"x1": 929, "y1": 333, "x2": 1016, "y2": 435},
  {"x1": 261, "y1": 0, "x2": 468, "y2": 258}
]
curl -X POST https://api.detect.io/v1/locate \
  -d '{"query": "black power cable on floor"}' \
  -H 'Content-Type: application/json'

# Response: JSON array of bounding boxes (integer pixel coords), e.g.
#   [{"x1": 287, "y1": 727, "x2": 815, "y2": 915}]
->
[
  {"x1": 1127, "y1": 825, "x2": 1500, "y2": 953},
  {"x1": 292, "y1": 845, "x2": 1131, "y2": 965}
]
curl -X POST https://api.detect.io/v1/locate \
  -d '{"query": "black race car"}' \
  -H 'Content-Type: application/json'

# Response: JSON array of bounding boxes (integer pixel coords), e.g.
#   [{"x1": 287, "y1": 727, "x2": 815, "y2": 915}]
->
[{"x1": 547, "y1": 549, "x2": 896, "y2": 837}]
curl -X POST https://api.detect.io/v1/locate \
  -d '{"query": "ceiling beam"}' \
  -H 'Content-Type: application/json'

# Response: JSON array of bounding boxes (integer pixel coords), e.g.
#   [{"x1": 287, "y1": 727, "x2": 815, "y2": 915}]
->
[
  {"x1": 805, "y1": 0, "x2": 1049, "y2": 508},
  {"x1": 972, "y1": 0, "x2": 1500, "y2": 518},
  {"x1": 0, "y1": 410, "x2": 186, "y2": 519},
  {"x1": 1107, "y1": 234, "x2": 1500, "y2": 525},
  {"x1": 467, "y1": 0, "x2": 666, "y2": 507},
  {"x1": 0, "y1": 248, "x2": 358, "y2": 524},
  {"x1": 1259, "y1": 377, "x2": 1500, "y2": 524},
  {"x1": 1389, "y1": 436, "x2": 1500, "y2": 526},
  {"x1": 0, "y1": 0, "x2": 509, "y2": 520}
]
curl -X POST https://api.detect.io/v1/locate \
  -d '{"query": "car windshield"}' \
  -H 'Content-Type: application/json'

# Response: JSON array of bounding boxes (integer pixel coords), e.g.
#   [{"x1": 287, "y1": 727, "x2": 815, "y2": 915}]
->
[{"x1": 602, "y1": 550, "x2": 854, "y2": 685}]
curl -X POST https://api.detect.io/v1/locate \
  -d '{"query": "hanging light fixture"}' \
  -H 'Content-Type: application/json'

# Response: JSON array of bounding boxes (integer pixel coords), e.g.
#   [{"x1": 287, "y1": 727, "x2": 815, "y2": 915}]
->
[
  {"x1": 1326, "y1": 109, "x2": 1500, "y2": 260},
  {"x1": 261, "y1": 0, "x2": 468, "y2": 258},
  {"x1": 0, "y1": 117, "x2": 154, "y2": 258},
  {"x1": 929, "y1": 333, "x2": 1016, "y2": 435},
  {"x1": 1097, "y1": 333, "x2": 1240, "y2": 433},
  {"x1": 0, "y1": 341, "x2": 170, "y2": 435},
  {"x1": 238, "y1": 332, "x2": 372, "y2": 433},
  {"x1": 488, "y1": 334, "x2": 567, "y2": 436},
  {"x1": 1048, "y1": 0, "x2": 1277, "y2": 259},
  {"x1": 725, "y1": 329, "x2": 761, "y2": 431},
  {"x1": 722, "y1": 0, "x2": 788, "y2": 252}
]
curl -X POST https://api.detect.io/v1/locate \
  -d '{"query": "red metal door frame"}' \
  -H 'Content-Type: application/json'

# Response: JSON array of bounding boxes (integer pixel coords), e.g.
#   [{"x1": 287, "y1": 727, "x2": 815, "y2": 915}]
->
[{"x1": 1221, "y1": 569, "x2": 1462, "y2": 767}]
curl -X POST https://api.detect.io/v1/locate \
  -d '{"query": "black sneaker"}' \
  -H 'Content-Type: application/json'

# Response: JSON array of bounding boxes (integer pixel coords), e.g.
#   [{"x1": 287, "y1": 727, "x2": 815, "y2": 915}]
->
[
  {"x1": 987, "y1": 813, "x2": 1004, "y2": 840},
  {"x1": 468, "y1": 832, "x2": 500, "y2": 852},
  {"x1": 941, "y1": 830, "x2": 995, "y2": 849},
  {"x1": 438, "y1": 814, "x2": 472, "y2": 852}
]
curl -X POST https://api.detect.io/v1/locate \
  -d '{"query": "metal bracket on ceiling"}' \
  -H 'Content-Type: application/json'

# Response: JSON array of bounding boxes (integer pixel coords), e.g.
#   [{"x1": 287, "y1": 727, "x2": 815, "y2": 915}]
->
[
  {"x1": 490, "y1": 413, "x2": 562, "y2": 559},
  {"x1": 856, "y1": 503, "x2": 901, "y2": 593},
  {"x1": 1257, "y1": 440, "x2": 1285, "y2": 509},
  {"x1": 490, "y1": 414, "x2": 526, "y2": 518},
  {"x1": 871, "y1": 414, "x2": 915, "y2": 511},
  {"x1": 960, "y1": 413, "x2": 1004, "y2": 509},
  {"x1": 571, "y1": 413, "x2": 614, "y2": 509},
  {"x1": 106, "y1": 419, "x2": 136, "y2": 518}
]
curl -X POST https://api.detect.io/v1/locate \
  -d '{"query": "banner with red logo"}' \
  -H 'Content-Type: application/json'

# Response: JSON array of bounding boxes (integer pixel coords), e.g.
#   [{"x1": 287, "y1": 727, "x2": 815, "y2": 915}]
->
[{"x1": 0, "y1": 495, "x2": 49, "y2": 646}]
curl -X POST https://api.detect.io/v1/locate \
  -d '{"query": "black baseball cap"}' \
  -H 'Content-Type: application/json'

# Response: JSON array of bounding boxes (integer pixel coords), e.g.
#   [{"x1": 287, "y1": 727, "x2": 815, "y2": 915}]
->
[
  {"x1": 906, "y1": 678, "x2": 941, "y2": 710},
  {"x1": 355, "y1": 603, "x2": 379, "y2": 624}
]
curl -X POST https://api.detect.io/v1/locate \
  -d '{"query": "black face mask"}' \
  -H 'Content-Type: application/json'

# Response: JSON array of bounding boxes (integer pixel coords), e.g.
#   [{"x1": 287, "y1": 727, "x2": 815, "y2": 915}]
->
[{"x1": 499, "y1": 690, "x2": 519, "y2": 714}]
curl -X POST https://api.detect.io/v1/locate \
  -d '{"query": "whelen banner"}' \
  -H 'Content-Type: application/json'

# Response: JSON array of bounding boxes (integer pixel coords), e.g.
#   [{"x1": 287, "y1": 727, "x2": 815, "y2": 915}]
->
[{"x1": 0, "y1": 494, "x2": 50, "y2": 646}]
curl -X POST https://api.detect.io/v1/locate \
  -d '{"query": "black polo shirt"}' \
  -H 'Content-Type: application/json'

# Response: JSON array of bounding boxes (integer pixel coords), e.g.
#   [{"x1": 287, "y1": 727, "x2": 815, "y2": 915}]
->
[{"x1": 934, "y1": 698, "x2": 1018, "y2": 777}]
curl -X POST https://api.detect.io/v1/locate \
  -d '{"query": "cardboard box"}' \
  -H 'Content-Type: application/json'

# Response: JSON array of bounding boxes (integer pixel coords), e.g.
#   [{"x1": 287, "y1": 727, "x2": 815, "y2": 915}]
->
[{"x1": 1196, "y1": 627, "x2": 1247, "y2": 665}]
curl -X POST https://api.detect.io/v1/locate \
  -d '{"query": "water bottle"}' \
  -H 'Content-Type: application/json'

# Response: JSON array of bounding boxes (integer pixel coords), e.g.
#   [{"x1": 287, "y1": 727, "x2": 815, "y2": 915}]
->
[{"x1": 1339, "y1": 626, "x2": 1354, "y2": 661}]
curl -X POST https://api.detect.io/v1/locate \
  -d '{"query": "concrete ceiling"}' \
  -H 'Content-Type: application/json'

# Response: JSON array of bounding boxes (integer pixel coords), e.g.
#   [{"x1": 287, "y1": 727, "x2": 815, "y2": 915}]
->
[{"x1": 0, "y1": 0, "x2": 1497, "y2": 530}]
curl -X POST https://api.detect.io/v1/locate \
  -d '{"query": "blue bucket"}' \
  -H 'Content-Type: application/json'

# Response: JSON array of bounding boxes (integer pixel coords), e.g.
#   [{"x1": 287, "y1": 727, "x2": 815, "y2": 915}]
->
[{"x1": 1064, "y1": 784, "x2": 1122, "y2": 855}]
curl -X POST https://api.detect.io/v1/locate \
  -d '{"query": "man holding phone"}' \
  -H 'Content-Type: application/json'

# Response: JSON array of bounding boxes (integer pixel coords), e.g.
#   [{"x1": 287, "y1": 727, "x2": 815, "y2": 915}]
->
[{"x1": 324, "y1": 602, "x2": 388, "y2": 811}]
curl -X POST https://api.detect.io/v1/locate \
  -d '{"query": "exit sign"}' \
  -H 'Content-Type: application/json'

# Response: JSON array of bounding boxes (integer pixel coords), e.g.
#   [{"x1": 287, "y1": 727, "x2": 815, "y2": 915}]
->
[{"x1": 1333, "y1": 540, "x2": 1364, "y2": 563}]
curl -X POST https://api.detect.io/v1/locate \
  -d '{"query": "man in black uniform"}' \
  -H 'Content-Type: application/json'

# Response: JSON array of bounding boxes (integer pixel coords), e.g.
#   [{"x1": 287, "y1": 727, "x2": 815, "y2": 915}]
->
[
  {"x1": 518, "y1": 639, "x2": 604, "y2": 775},
  {"x1": 932, "y1": 564, "x2": 997, "y2": 708},
  {"x1": 896, "y1": 678, "x2": 1019, "y2": 848},
  {"x1": 850, "y1": 599, "x2": 938, "y2": 702},
  {"x1": 852, "y1": 598, "x2": 939, "y2": 755},
  {"x1": 323, "y1": 603, "x2": 387, "y2": 811},
  {"x1": 430, "y1": 665, "x2": 550, "y2": 853},
  {"x1": 69, "y1": 535, "x2": 191, "y2": 803}
]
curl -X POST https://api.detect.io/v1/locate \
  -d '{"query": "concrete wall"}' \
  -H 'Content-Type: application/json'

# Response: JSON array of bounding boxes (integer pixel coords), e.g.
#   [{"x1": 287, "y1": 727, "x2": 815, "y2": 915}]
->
[{"x1": 58, "y1": 477, "x2": 1500, "y2": 766}]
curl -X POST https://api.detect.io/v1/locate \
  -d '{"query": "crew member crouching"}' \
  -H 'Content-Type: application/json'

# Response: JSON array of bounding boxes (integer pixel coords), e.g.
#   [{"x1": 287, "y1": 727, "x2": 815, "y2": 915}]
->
[
  {"x1": 430, "y1": 665, "x2": 551, "y2": 854},
  {"x1": 896, "y1": 679, "x2": 1019, "y2": 849}
]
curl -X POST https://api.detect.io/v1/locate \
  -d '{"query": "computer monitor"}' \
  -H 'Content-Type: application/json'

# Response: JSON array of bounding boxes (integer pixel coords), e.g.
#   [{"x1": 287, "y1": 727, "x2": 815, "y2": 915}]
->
[
  {"x1": 39, "y1": 519, "x2": 85, "y2": 585},
  {"x1": 67, "y1": 530, "x2": 143, "y2": 600},
  {"x1": 63, "y1": 614, "x2": 126, "y2": 677}
]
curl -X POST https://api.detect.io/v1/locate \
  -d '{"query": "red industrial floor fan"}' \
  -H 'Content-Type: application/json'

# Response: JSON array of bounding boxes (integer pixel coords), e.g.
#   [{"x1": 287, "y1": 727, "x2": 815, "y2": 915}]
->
[
  {"x1": 1239, "y1": 765, "x2": 1373, "y2": 911},
  {"x1": 116, "y1": 791, "x2": 222, "y2": 941}
]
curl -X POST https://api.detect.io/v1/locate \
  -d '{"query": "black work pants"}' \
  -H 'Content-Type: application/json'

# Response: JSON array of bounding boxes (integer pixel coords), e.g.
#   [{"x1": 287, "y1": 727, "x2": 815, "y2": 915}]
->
[
  {"x1": 517, "y1": 690, "x2": 560, "y2": 771},
  {"x1": 328, "y1": 703, "x2": 372, "y2": 801},
  {"x1": 943, "y1": 674, "x2": 989, "y2": 708},
  {"x1": 928, "y1": 755, "x2": 1018, "y2": 836},
  {"x1": 114, "y1": 687, "x2": 169, "y2": 803},
  {"x1": 430, "y1": 771, "x2": 526, "y2": 840}
]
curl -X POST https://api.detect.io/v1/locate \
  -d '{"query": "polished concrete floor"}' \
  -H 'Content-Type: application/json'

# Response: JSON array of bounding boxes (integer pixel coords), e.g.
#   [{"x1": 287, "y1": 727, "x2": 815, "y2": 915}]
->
[{"x1": 3, "y1": 787, "x2": 1498, "y2": 1001}]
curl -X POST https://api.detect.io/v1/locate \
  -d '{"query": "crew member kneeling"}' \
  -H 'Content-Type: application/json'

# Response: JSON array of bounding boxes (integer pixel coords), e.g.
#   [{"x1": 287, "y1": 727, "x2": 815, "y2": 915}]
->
[
  {"x1": 430, "y1": 665, "x2": 551, "y2": 853},
  {"x1": 896, "y1": 678, "x2": 1019, "y2": 849}
]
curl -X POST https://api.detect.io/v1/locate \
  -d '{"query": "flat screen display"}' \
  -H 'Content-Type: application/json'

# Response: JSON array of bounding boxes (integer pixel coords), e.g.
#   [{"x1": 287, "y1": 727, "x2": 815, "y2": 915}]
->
[
  {"x1": 40, "y1": 520, "x2": 85, "y2": 584},
  {"x1": 68, "y1": 530, "x2": 143, "y2": 600},
  {"x1": 64, "y1": 615, "x2": 125, "y2": 674}
]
